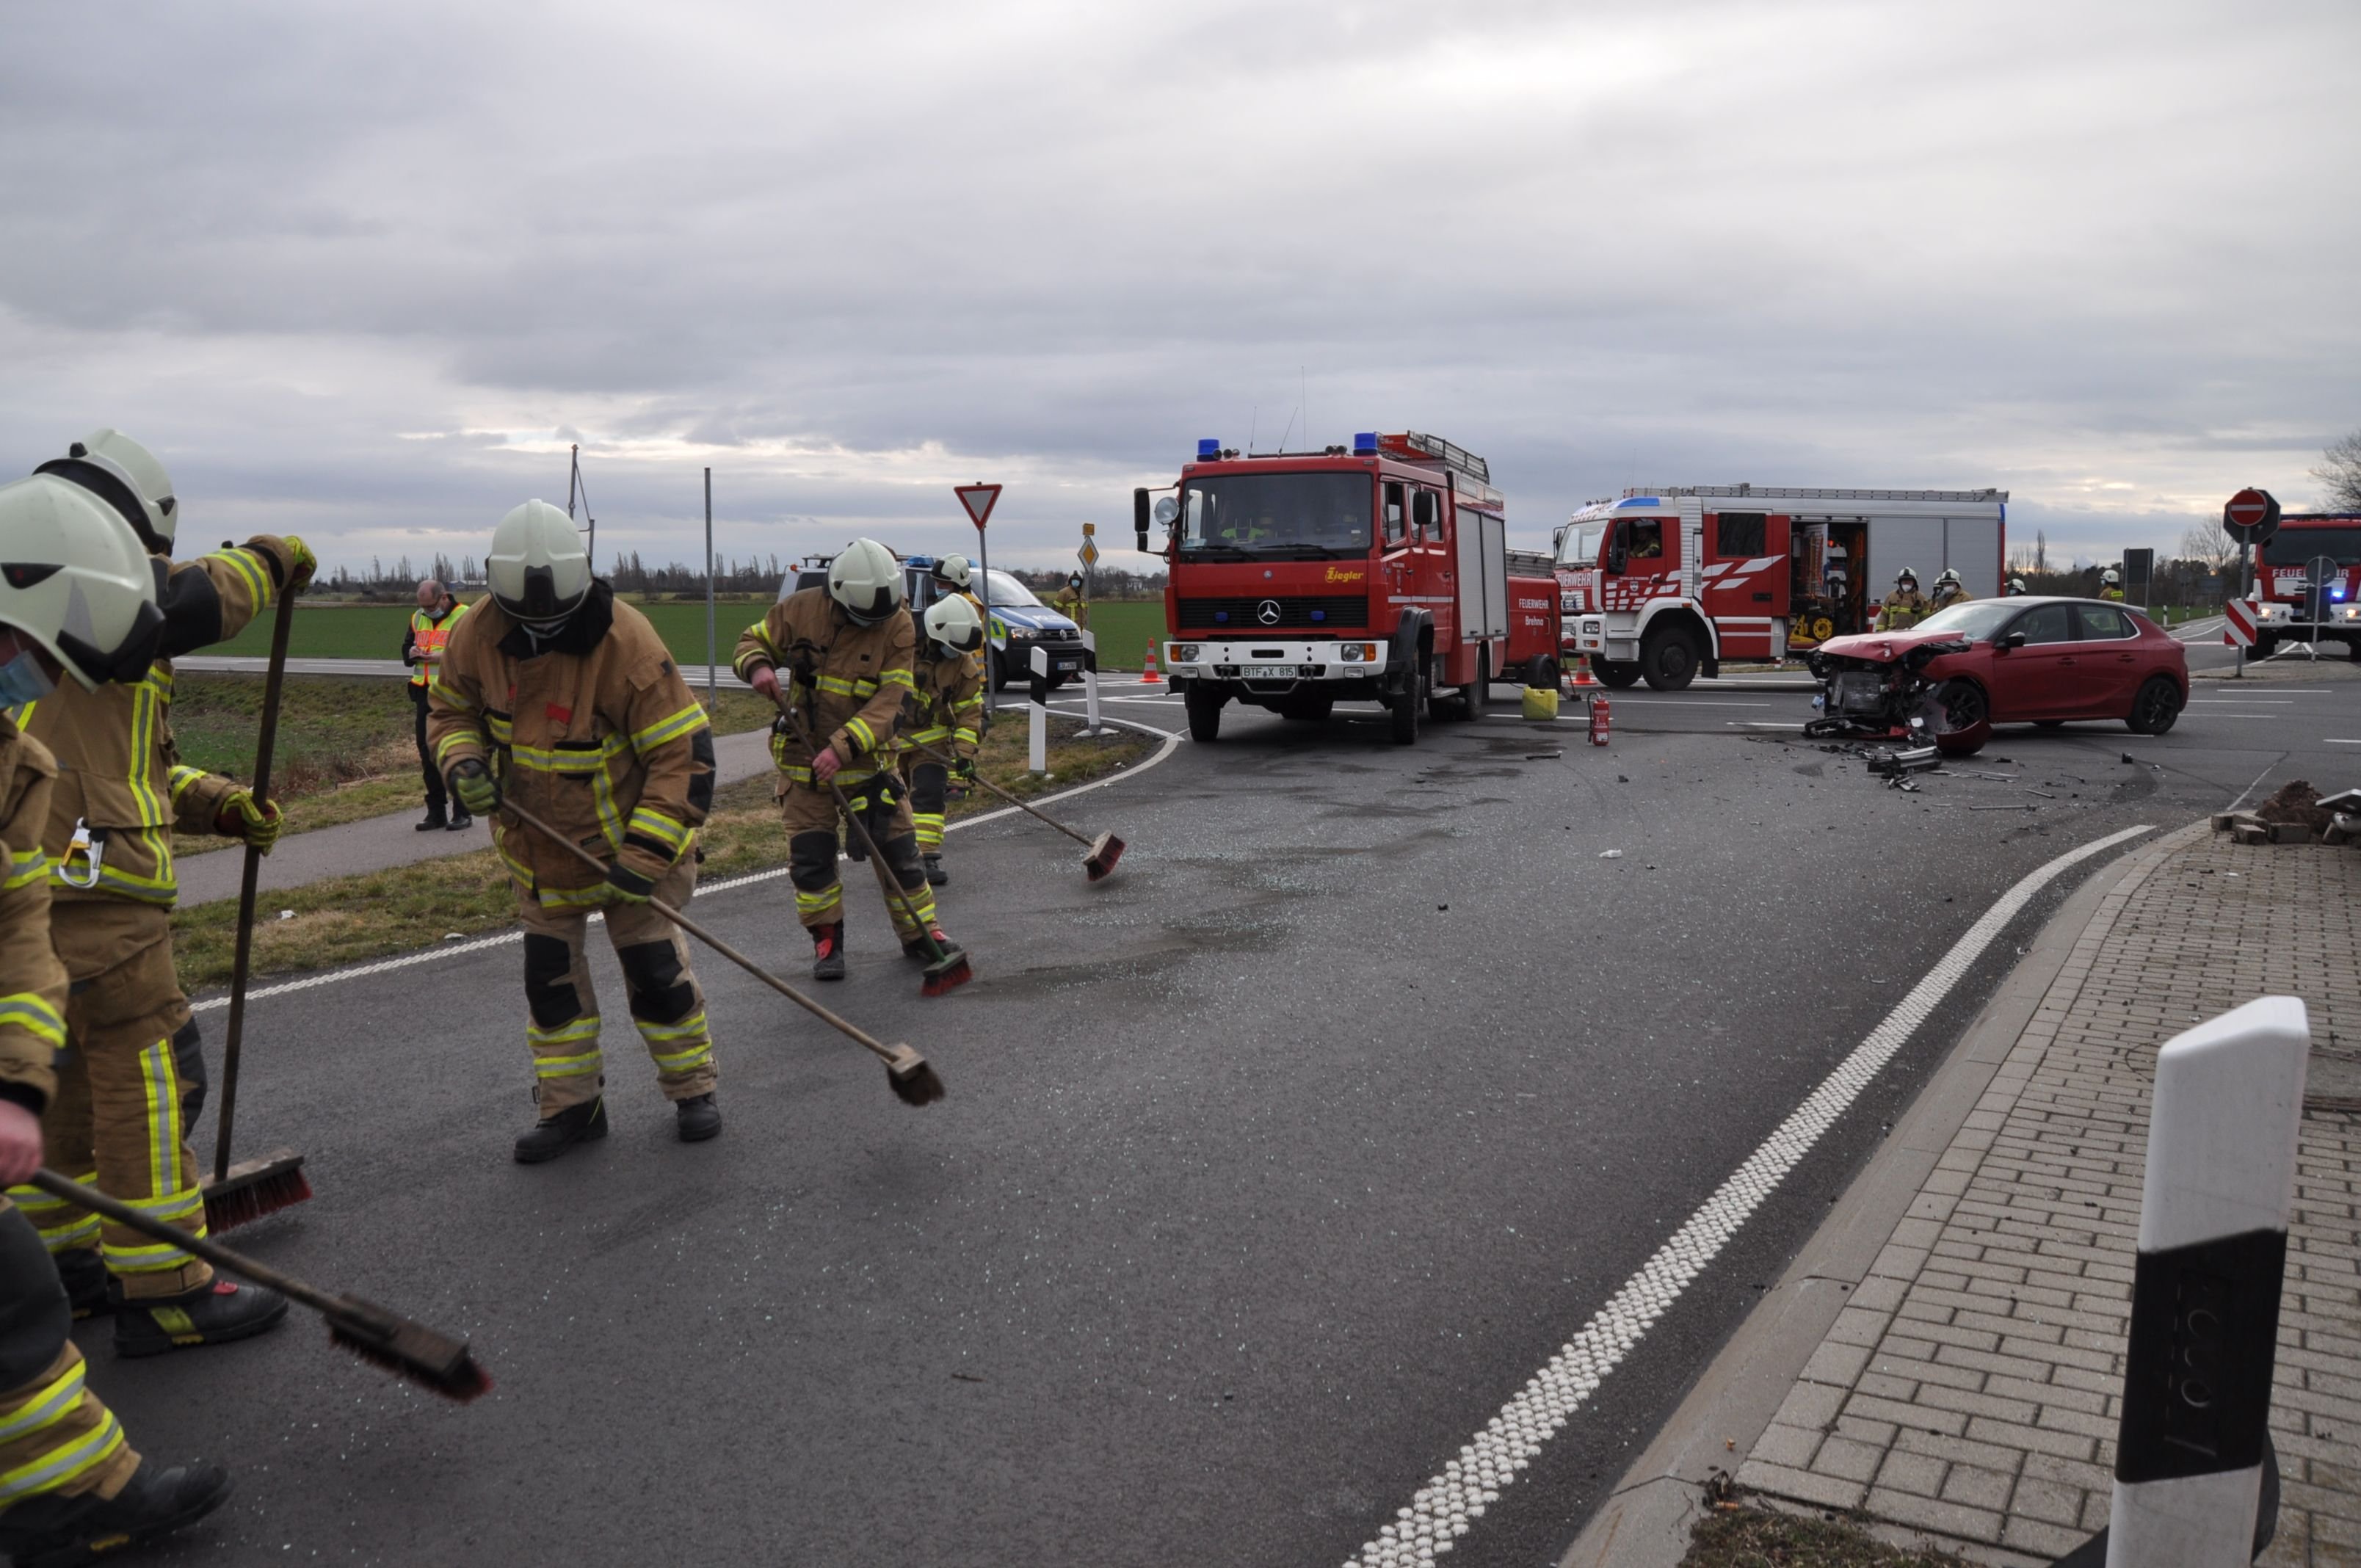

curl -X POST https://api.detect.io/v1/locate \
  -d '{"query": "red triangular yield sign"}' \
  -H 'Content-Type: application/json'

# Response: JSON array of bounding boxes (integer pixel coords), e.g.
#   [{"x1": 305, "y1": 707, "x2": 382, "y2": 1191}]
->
[{"x1": 955, "y1": 483, "x2": 1002, "y2": 529}]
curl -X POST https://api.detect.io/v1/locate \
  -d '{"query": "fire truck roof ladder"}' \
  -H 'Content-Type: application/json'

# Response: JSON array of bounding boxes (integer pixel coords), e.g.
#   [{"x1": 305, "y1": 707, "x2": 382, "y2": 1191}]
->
[{"x1": 1379, "y1": 432, "x2": 1491, "y2": 484}]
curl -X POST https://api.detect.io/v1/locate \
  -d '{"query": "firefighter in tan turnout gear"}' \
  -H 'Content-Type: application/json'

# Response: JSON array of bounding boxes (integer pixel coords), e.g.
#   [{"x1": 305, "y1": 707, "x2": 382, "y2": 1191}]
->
[
  {"x1": 1875, "y1": 567, "x2": 1929, "y2": 631},
  {"x1": 429, "y1": 500, "x2": 722, "y2": 1163},
  {"x1": 735, "y1": 539, "x2": 960, "y2": 980},
  {"x1": 4, "y1": 431, "x2": 305, "y2": 1355},
  {"x1": 1928, "y1": 567, "x2": 1970, "y2": 611},
  {"x1": 898, "y1": 595, "x2": 987, "y2": 887},
  {"x1": 0, "y1": 475, "x2": 240, "y2": 1564}
]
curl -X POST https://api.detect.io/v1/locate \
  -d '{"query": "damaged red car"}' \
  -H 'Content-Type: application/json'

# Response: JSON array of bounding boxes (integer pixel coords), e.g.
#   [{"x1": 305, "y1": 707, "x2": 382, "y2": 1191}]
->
[{"x1": 1802, "y1": 597, "x2": 2188, "y2": 757}]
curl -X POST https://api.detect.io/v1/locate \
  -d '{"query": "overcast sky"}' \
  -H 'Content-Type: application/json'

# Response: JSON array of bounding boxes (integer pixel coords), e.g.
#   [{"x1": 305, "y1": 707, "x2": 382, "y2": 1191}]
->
[{"x1": 1, "y1": 1, "x2": 2351, "y2": 578}]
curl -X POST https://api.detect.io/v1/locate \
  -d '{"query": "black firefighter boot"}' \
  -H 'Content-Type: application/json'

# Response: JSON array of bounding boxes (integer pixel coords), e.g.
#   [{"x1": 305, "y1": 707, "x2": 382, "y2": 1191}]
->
[
  {"x1": 0, "y1": 1459, "x2": 233, "y2": 1568},
  {"x1": 675, "y1": 1094, "x2": 721, "y2": 1142},
  {"x1": 514, "y1": 1095, "x2": 608, "y2": 1164},
  {"x1": 811, "y1": 922, "x2": 847, "y2": 981},
  {"x1": 902, "y1": 922, "x2": 962, "y2": 963},
  {"x1": 115, "y1": 1277, "x2": 290, "y2": 1357},
  {"x1": 416, "y1": 799, "x2": 448, "y2": 832},
  {"x1": 922, "y1": 852, "x2": 947, "y2": 886},
  {"x1": 448, "y1": 805, "x2": 473, "y2": 831},
  {"x1": 56, "y1": 1246, "x2": 111, "y2": 1318}
]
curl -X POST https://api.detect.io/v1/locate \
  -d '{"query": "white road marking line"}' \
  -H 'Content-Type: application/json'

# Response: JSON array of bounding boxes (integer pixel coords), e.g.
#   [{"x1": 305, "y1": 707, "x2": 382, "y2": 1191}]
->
[
  {"x1": 1593, "y1": 697, "x2": 1776, "y2": 708},
  {"x1": 2324, "y1": 738, "x2": 2361, "y2": 745},
  {"x1": 2186, "y1": 699, "x2": 2293, "y2": 705},
  {"x1": 192, "y1": 718, "x2": 1183, "y2": 1014},
  {"x1": 1346, "y1": 821, "x2": 2158, "y2": 1567}
]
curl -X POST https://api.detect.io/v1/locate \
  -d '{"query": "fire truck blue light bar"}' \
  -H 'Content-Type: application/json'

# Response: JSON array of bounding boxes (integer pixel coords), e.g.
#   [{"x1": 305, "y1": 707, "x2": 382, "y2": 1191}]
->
[
  {"x1": 1353, "y1": 432, "x2": 1378, "y2": 454},
  {"x1": 1197, "y1": 438, "x2": 1220, "y2": 459}
]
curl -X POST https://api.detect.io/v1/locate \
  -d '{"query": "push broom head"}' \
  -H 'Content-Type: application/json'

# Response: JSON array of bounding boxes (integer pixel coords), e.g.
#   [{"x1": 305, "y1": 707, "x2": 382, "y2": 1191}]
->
[
  {"x1": 1084, "y1": 832, "x2": 1125, "y2": 882},
  {"x1": 203, "y1": 1148, "x2": 312, "y2": 1233},
  {"x1": 883, "y1": 1044, "x2": 947, "y2": 1106},
  {"x1": 326, "y1": 1295, "x2": 493, "y2": 1403},
  {"x1": 914, "y1": 936, "x2": 973, "y2": 998}
]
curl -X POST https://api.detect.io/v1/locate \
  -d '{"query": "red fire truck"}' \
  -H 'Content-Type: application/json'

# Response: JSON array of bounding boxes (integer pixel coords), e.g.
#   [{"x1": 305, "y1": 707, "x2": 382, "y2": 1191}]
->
[
  {"x1": 2242, "y1": 512, "x2": 2361, "y2": 658},
  {"x1": 1553, "y1": 484, "x2": 2008, "y2": 689},
  {"x1": 1132, "y1": 431, "x2": 1562, "y2": 745}
]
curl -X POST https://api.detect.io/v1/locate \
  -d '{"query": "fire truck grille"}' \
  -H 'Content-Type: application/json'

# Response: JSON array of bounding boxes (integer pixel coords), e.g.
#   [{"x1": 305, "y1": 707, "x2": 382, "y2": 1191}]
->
[{"x1": 1175, "y1": 595, "x2": 1369, "y2": 630}]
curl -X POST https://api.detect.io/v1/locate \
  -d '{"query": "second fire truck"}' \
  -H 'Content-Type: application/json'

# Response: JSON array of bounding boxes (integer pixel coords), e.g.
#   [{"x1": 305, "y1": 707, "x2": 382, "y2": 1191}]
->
[
  {"x1": 1554, "y1": 484, "x2": 2008, "y2": 689},
  {"x1": 1134, "y1": 431, "x2": 1562, "y2": 746}
]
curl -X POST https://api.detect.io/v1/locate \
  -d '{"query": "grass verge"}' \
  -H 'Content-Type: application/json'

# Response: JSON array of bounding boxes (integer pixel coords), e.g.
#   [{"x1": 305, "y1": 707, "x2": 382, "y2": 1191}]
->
[
  {"x1": 168, "y1": 716, "x2": 1160, "y2": 992},
  {"x1": 1680, "y1": 1503, "x2": 1979, "y2": 1567}
]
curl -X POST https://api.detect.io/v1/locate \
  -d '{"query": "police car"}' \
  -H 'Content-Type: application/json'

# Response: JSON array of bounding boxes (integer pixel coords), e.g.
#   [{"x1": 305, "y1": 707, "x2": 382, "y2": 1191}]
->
[{"x1": 902, "y1": 556, "x2": 1087, "y2": 690}]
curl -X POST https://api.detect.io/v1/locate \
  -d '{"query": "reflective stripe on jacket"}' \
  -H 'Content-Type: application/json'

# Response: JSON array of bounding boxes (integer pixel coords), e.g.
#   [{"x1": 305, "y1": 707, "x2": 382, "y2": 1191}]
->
[
  {"x1": 0, "y1": 719, "x2": 66, "y2": 1113},
  {"x1": 1875, "y1": 590, "x2": 1929, "y2": 632},
  {"x1": 427, "y1": 586, "x2": 714, "y2": 907},
  {"x1": 17, "y1": 540, "x2": 292, "y2": 908},
  {"x1": 407, "y1": 600, "x2": 470, "y2": 689},
  {"x1": 734, "y1": 588, "x2": 915, "y2": 788}
]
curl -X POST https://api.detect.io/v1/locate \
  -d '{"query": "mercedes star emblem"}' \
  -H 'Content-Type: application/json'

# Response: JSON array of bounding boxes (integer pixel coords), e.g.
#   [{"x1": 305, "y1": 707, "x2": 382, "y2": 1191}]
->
[{"x1": 1257, "y1": 599, "x2": 1281, "y2": 625}]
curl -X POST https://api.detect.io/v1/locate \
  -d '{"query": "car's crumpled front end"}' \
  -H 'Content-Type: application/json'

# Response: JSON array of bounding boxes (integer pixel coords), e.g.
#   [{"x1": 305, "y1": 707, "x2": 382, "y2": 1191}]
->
[{"x1": 1803, "y1": 636, "x2": 1978, "y2": 749}]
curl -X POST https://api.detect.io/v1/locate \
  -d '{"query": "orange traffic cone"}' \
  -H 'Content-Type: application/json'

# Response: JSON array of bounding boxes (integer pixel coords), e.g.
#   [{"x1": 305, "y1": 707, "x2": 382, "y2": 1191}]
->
[
  {"x1": 1569, "y1": 659, "x2": 1597, "y2": 690},
  {"x1": 1141, "y1": 641, "x2": 1161, "y2": 683}
]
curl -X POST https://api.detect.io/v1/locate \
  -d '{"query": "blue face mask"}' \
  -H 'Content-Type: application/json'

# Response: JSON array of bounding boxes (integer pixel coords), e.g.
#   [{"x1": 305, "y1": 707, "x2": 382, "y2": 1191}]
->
[{"x1": 0, "y1": 647, "x2": 57, "y2": 708}]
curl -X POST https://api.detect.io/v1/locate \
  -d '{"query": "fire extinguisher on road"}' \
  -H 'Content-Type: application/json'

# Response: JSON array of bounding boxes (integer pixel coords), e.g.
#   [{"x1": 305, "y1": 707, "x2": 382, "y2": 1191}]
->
[{"x1": 1589, "y1": 695, "x2": 1610, "y2": 746}]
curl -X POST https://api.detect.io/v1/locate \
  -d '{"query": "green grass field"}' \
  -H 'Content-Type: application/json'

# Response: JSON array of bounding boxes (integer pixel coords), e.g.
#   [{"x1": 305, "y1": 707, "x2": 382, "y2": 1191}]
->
[{"x1": 208, "y1": 595, "x2": 1174, "y2": 672}]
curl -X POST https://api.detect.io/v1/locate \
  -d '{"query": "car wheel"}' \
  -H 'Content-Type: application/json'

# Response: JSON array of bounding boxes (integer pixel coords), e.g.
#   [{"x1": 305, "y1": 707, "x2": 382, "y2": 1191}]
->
[
  {"x1": 1389, "y1": 659, "x2": 1426, "y2": 746},
  {"x1": 1639, "y1": 628, "x2": 1698, "y2": 691},
  {"x1": 1590, "y1": 657, "x2": 1641, "y2": 689},
  {"x1": 1932, "y1": 678, "x2": 1990, "y2": 756},
  {"x1": 2125, "y1": 675, "x2": 2182, "y2": 736},
  {"x1": 1184, "y1": 683, "x2": 1225, "y2": 742}
]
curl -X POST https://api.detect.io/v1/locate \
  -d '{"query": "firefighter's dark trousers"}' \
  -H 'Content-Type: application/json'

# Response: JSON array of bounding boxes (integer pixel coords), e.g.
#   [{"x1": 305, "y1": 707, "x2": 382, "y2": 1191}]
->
[
  {"x1": 0, "y1": 1201, "x2": 140, "y2": 1513},
  {"x1": 4, "y1": 904, "x2": 210, "y2": 1299},
  {"x1": 515, "y1": 857, "x2": 717, "y2": 1115},
  {"x1": 781, "y1": 774, "x2": 937, "y2": 940}
]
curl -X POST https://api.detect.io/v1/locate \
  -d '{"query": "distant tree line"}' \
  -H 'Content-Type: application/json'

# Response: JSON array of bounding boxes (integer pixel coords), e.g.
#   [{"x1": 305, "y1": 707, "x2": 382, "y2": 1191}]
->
[{"x1": 315, "y1": 552, "x2": 1166, "y2": 600}]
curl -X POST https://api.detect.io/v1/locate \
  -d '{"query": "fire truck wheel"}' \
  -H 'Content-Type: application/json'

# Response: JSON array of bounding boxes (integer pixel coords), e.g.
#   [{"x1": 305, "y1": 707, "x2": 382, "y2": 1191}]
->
[
  {"x1": 1184, "y1": 683, "x2": 1225, "y2": 742},
  {"x1": 1639, "y1": 628, "x2": 1699, "y2": 691},
  {"x1": 2125, "y1": 676, "x2": 2182, "y2": 736},
  {"x1": 1524, "y1": 653, "x2": 1556, "y2": 690},
  {"x1": 1589, "y1": 658, "x2": 1640, "y2": 689},
  {"x1": 1389, "y1": 662, "x2": 1426, "y2": 746},
  {"x1": 2252, "y1": 634, "x2": 2279, "y2": 660}
]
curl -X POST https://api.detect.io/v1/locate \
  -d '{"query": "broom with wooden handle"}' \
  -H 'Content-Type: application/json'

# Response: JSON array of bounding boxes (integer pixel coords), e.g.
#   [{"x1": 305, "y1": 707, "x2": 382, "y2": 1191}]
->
[
  {"x1": 203, "y1": 581, "x2": 309, "y2": 1232},
  {"x1": 32, "y1": 1168, "x2": 488, "y2": 1401},
  {"x1": 498, "y1": 799, "x2": 946, "y2": 1106},
  {"x1": 902, "y1": 736, "x2": 1125, "y2": 880}
]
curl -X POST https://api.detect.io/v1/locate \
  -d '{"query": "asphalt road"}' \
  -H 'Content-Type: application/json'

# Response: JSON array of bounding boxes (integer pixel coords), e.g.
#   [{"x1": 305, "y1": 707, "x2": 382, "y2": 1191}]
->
[{"x1": 98, "y1": 667, "x2": 2348, "y2": 1567}]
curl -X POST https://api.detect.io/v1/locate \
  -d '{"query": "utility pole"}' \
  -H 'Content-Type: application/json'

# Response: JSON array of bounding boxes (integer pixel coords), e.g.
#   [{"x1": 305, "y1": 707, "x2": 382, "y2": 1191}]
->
[{"x1": 704, "y1": 467, "x2": 716, "y2": 700}]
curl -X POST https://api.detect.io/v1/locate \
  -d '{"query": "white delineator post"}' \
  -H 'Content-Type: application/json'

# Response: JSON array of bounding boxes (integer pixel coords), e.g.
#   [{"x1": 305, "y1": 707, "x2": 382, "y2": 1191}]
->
[
  {"x1": 2106, "y1": 995, "x2": 2309, "y2": 1567},
  {"x1": 1028, "y1": 644, "x2": 1048, "y2": 774},
  {"x1": 1080, "y1": 629, "x2": 1103, "y2": 736}
]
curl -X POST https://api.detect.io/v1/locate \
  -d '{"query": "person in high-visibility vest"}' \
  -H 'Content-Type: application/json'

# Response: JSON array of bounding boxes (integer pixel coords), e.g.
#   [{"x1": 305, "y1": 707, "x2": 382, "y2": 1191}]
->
[
  {"x1": 402, "y1": 579, "x2": 471, "y2": 831},
  {"x1": 1051, "y1": 573, "x2": 1089, "y2": 630},
  {"x1": 2100, "y1": 567, "x2": 2125, "y2": 602},
  {"x1": 0, "y1": 474, "x2": 239, "y2": 1568},
  {"x1": 895, "y1": 596, "x2": 987, "y2": 887}
]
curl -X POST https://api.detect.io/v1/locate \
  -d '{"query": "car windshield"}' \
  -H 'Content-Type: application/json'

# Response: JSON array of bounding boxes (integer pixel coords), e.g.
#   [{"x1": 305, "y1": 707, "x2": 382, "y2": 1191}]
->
[
  {"x1": 1914, "y1": 600, "x2": 2021, "y2": 641},
  {"x1": 979, "y1": 569, "x2": 1041, "y2": 609},
  {"x1": 2263, "y1": 526, "x2": 2361, "y2": 567},
  {"x1": 1559, "y1": 520, "x2": 1608, "y2": 568},
  {"x1": 1178, "y1": 473, "x2": 1374, "y2": 559}
]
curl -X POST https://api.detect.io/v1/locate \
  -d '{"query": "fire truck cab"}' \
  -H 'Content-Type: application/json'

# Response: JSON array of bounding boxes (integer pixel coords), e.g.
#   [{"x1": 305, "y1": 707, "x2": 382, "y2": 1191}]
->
[
  {"x1": 1553, "y1": 485, "x2": 2007, "y2": 689},
  {"x1": 2246, "y1": 512, "x2": 2361, "y2": 658},
  {"x1": 1136, "y1": 431, "x2": 1562, "y2": 746}
]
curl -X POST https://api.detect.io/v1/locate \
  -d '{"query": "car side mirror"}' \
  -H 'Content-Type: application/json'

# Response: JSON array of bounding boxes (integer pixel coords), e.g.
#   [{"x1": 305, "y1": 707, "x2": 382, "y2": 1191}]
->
[
  {"x1": 1133, "y1": 488, "x2": 1150, "y2": 553},
  {"x1": 2002, "y1": 631, "x2": 2026, "y2": 650}
]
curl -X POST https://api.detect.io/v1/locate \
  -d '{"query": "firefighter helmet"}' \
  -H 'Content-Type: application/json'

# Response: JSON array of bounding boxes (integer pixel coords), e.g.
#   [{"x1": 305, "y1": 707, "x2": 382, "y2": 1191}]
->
[
  {"x1": 827, "y1": 538, "x2": 902, "y2": 625},
  {"x1": 35, "y1": 429, "x2": 178, "y2": 556},
  {"x1": 2006, "y1": 578, "x2": 2028, "y2": 596},
  {"x1": 1895, "y1": 567, "x2": 1919, "y2": 588},
  {"x1": 1067, "y1": 573, "x2": 1084, "y2": 589},
  {"x1": 2101, "y1": 567, "x2": 2120, "y2": 585},
  {"x1": 487, "y1": 499, "x2": 592, "y2": 632},
  {"x1": 1936, "y1": 567, "x2": 1961, "y2": 585},
  {"x1": 0, "y1": 475, "x2": 165, "y2": 691},
  {"x1": 924, "y1": 592, "x2": 984, "y2": 656},
  {"x1": 932, "y1": 553, "x2": 973, "y2": 591}
]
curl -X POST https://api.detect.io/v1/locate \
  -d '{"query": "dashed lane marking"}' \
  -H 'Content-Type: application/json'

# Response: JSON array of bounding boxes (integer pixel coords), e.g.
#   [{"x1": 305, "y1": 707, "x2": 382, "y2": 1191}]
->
[
  {"x1": 1345, "y1": 821, "x2": 2158, "y2": 1567},
  {"x1": 191, "y1": 718, "x2": 1182, "y2": 1014}
]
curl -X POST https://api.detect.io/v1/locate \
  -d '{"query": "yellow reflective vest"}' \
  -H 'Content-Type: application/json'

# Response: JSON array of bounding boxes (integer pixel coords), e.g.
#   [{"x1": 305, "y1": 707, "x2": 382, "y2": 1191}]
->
[{"x1": 407, "y1": 600, "x2": 470, "y2": 689}]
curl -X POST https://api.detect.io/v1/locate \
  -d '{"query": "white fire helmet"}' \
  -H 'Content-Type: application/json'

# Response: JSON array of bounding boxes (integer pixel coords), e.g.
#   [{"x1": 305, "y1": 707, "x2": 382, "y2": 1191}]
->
[
  {"x1": 487, "y1": 500, "x2": 591, "y2": 631},
  {"x1": 923, "y1": 592, "x2": 984, "y2": 655},
  {"x1": 35, "y1": 429, "x2": 178, "y2": 556},
  {"x1": 828, "y1": 539, "x2": 902, "y2": 625},
  {"x1": 2102, "y1": 567, "x2": 2120, "y2": 585},
  {"x1": 1895, "y1": 567, "x2": 1919, "y2": 587},
  {"x1": 0, "y1": 475, "x2": 165, "y2": 690},
  {"x1": 932, "y1": 553, "x2": 973, "y2": 590}
]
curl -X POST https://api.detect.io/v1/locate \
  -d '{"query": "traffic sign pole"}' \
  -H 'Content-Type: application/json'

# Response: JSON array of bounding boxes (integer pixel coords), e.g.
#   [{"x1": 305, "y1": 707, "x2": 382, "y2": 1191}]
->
[{"x1": 955, "y1": 484, "x2": 1003, "y2": 716}]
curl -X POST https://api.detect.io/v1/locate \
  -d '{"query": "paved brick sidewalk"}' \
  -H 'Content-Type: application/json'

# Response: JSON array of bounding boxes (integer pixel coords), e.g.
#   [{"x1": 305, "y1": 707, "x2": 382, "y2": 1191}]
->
[{"x1": 1735, "y1": 825, "x2": 2361, "y2": 1565}]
